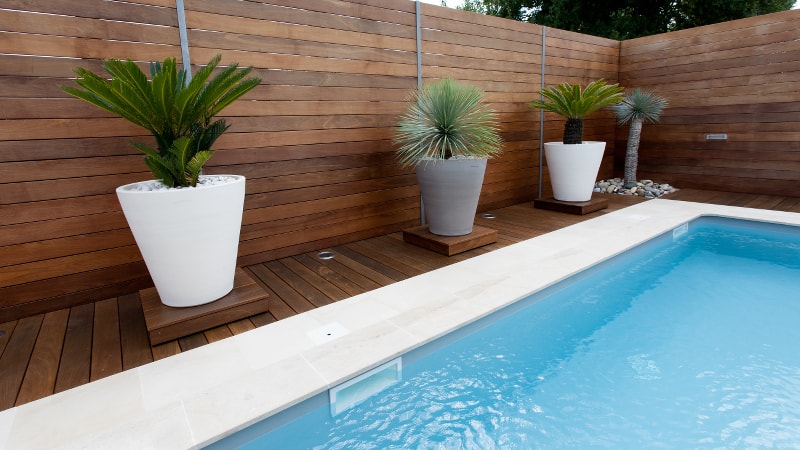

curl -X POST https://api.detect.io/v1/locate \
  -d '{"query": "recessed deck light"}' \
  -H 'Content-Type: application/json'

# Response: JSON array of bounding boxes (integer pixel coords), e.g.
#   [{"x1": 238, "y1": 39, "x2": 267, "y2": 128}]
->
[{"x1": 317, "y1": 251, "x2": 336, "y2": 260}]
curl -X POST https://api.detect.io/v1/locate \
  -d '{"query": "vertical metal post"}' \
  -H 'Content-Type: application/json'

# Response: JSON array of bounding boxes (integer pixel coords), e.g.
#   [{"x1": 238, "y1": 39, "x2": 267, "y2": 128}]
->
[
  {"x1": 415, "y1": 1, "x2": 425, "y2": 225},
  {"x1": 538, "y1": 26, "x2": 546, "y2": 199},
  {"x1": 176, "y1": 0, "x2": 192, "y2": 82}
]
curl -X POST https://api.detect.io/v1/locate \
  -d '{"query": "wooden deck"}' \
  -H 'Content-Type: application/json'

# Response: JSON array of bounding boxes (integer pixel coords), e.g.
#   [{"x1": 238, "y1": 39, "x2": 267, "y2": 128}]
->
[{"x1": 1, "y1": 189, "x2": 799, "y2": 412}]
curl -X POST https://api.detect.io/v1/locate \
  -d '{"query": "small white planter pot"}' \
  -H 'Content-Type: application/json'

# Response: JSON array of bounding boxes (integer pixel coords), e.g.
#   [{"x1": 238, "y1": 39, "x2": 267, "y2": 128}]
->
[
  {"x1": 116, "y1": 175, "x2": 246, "y2": 307},
  {"x1": 416, "y1": 158, "x2": 487, "y2": 236},
  {"x1": 544, "y1": 141, "x2": 606, "y2": 202}
]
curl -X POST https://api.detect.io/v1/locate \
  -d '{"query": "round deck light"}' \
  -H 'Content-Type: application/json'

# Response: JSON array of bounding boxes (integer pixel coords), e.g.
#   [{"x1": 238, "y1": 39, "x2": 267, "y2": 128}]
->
[{"x1": 317, "y1": 251, "x2": 336, "y2": 260}]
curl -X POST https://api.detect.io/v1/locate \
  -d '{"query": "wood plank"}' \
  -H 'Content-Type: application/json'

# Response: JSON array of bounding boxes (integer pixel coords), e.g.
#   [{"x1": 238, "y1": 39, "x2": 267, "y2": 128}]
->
[
  {"x1": 226, "y1": 318, "x2": 257, "y2": 335},
  {"x1": 204, "y1": 326, "x2": 233, "y2": 344},
  {"x1": 0, "y1": 9, "x2": 177, "y2": 45},
  {"x1": 178, "y1": 333, "x2": 208, "y2": 352},
  {"x1": 0, "y1": 314, "x2": 42, "y2": 409},
  {"x1": 151, "y1": 341, "x2": 181, "y2": 361},
  {"x1": 2, "y1": 229, "x2": 135, "y2": 268},
  {"x1": 264, "y1": 261, "x2": 334, "y2": 308},
  {"x1": 293, "y1": 253, "x2": 373, "y2": 296},
  {"x1": 15, "y1": 309, "x2": 69, "y2": 405},
  {"x1": 345, "y1": 239, "x2": 427, "y2": 278},
  {"x1": 0, "y1": 0, "x2": 178, "y2": 26},
  {"x1": 279, "y1": 257, "x2": 351, "y2": 301},
  {"x1": 54, "y1": 303, "x2": 93, "y2": 393},
  {"x1": 90, "y1": 298, "x2": 121, "y2": 382},
  {"x1": 332, "y1": 245, "x2": 407, "y2": 283},
  {"x1": 118, "y1": 293, "x2": 153, "y2": 371},
  {"x1": 248, "y1": 264, "x2": 317, "y2": 315},
  {"x1": 0, "y1": 320, "x2": 17, "y2": 356},
  {"x1": 1, "y1": 245, "x2": 144, "y2": 289},
  {"x1": 249, "y1": 312, "x2": 278, "y2": 328},
  {"x1": 185, "y1": 0, "x2": 416, "y2": 39}
]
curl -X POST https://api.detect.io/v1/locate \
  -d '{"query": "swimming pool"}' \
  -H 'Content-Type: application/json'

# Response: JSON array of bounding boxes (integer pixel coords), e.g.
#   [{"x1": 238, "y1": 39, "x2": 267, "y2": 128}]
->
[
  {"x1": 4, "y1": 200, "x2": 800, "y2": 448},
  {"x1": 211, "y1": 216, "x2": 800, "y2": 448}
]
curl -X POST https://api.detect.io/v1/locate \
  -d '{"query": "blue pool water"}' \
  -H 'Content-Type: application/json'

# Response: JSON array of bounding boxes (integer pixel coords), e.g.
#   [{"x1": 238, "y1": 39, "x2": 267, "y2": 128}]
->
[{"x1": 212, "y1": 217, "x2": 800, "y2": 449}]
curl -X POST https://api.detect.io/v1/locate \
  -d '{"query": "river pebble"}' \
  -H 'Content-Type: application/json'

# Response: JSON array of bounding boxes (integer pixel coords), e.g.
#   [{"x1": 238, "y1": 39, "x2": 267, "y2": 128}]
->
[{"x1": 594, "y1": 178, "x2": 678, "y2": 198}]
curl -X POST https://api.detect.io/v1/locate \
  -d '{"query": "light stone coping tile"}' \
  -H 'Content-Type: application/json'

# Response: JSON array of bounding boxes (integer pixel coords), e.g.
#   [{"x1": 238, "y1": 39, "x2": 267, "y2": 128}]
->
[
  {"x1": 4, "y1": 199, "x2": 799, "y2": 449},
  {"x1": 299, "y1": 320, "x2": 419, "y2": 386},
  {"x1": 304, "y1": 293, "x2": 400, "y2": 331},
  {"x1": 4, "y1": 370, "x2": 144, "y2": 449},
  {"x1": 0, "y1": 408, "x2": 14, "y2": 450},
  {"x1": 138, "y1": 336, "x2": 247, "y2": 411},
  {"x1": 183, "y1": 354, "x2": 328, "y2": 448},
  {"x1": 57, "y1": 402, "x2": 193, "y2": 450},
  {"x1": 233, "y1": 312, "x2": 328, "y2": 369}
]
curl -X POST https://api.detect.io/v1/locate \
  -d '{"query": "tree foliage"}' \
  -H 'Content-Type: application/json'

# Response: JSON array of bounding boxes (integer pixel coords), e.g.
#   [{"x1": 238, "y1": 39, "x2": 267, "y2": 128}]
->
[{"x1": 456, "y1": 0, "x2": 795, "y2": 39}]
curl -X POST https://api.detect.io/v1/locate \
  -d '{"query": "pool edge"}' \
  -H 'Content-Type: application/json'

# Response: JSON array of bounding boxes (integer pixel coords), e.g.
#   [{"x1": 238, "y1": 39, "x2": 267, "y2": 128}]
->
[{"x1": 2, "y1": 199, "x2": 799, "y2": 449}]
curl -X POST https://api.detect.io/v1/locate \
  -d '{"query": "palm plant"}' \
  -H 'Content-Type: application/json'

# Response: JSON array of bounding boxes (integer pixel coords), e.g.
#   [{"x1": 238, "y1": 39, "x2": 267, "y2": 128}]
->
[
  {"x1": 394, "y1": 78, "x2": 502, "y2": 166},
  {"x1": 62, "y1": 55, "x2": 260, "y2": 187},
  {"x1": 611, "y1": 89, "x2": 668, "y2": 188},
  {"x1": 528, "y1": 79, "x2": 624, "y2": 144}
]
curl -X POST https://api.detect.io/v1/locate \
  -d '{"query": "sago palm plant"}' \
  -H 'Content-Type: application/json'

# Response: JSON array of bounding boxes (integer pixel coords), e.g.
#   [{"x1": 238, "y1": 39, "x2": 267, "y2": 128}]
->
[
  {"x1": 62, "y1": 55, "x2": 260, "y2": 187},
  {"x1": 528, "y1": 79, "x2": 624, "y2": 144},
  {"x1": 394, "y1": 78, "x2": 502, "y2": 167},
  {"x1": 611, "y1": 89, "x2": 668, "y2": 188}
]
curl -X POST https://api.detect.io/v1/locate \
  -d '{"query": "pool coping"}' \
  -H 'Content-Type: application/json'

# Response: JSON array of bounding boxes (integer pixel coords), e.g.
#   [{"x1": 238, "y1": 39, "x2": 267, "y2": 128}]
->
[{"x1": 1, "y1": 199, "x2": 799, "y2": 449}]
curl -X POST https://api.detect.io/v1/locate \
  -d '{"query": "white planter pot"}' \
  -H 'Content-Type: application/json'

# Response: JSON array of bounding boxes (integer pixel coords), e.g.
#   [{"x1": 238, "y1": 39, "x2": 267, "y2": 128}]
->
[
  {"x1": 116, "y1": 175, "x2": 246, "y2": 307},
  {"x1": 544, "y1": 141, "x2": 606, "y2": 202},
  {"x1": 416, "y1": 158, "x2": 487, "y2": 236}
]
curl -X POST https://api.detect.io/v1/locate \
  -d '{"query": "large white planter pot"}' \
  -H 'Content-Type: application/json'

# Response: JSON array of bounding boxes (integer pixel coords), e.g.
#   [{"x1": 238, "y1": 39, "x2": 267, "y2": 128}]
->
[
  {"x1": 116, "y1": 175, "x2": 246, "y2": 307},
  {"x1": 544, "y1": 141, "x2": 606, "y2": 202},
  {"x1": 416, "y1": 158, "x2": 487, "y2": 236}
]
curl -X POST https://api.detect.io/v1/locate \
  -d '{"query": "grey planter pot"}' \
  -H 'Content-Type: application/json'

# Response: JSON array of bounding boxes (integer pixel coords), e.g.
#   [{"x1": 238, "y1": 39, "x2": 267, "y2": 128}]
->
[{"x1": 416, "y1": 158, "x2": 488, "y2": 236}]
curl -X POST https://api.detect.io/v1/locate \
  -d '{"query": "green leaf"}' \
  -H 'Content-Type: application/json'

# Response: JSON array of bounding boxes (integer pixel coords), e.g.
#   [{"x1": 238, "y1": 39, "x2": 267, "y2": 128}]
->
[
  {"x1": 528, "y1": 79, "x2": 624, "y2": 143},
  {"x1": 393, "y1": 78, "x2": 502, "y2": 167},
  {"x1": 61, "y1": 54, "x2": 260, "y2": 186}
]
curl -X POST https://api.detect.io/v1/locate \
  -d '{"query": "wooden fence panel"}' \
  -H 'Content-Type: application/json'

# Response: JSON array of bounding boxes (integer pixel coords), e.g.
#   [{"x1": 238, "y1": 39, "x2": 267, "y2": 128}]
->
[
  {"x1": 3, "y1": 0, "x2": 797, "y2": 321},
  {"x1": 181, "y1": 0, "x2": 419, "y2": 268},
  {"x1": 618, "y1": 9, "x2": 800, "y2": 195},
  {"x1": 419, "y1": 5, "x2": 544, "y2": 209},
  {"x1": 0, "y1": 0, "x2": 181, "y2": 320}
]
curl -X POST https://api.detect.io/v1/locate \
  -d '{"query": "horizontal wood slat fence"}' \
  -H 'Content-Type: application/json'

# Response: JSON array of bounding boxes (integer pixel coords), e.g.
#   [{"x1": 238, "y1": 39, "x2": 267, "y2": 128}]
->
[
  {"x1": 0, "y1": 1, "x2": 798, "y2": 321},
  {"x1": 617, "y1": 10, "x2": 800, "y2": 195}
]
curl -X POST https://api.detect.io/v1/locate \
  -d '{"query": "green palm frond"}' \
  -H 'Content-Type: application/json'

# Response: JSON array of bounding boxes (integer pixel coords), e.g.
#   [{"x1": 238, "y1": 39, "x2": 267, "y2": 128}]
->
[
  {"x1": 612, "y1": 89, "x2": 668, "y2": 125},
  {"x1": 394, "y1": 78, "x2": 502, "y2": 167},
  {"x1": 528, "y1": 79, "x2": 624, "y2": 119},
  {"x1": 528, "y1": 79, "x2": 624, "y2": 144},
  {"x1": 62, "y1": 55, "x2": 260, "y2": 187}
]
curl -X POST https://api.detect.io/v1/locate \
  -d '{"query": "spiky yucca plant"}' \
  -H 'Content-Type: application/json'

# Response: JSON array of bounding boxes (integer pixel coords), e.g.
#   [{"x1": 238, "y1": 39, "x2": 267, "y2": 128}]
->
[
  {"x1": 612, "y1": 89, "x2": 668, "y2": 188},
  {"x1": 528, "y1": 79, "x2": 624, "y2": 145},
  {"x1": 62, "y1": 55, "x2": 260, "y2": 187},
  {"x1": 394, "y1": 78, "x2": 502, "y2": 167}
]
